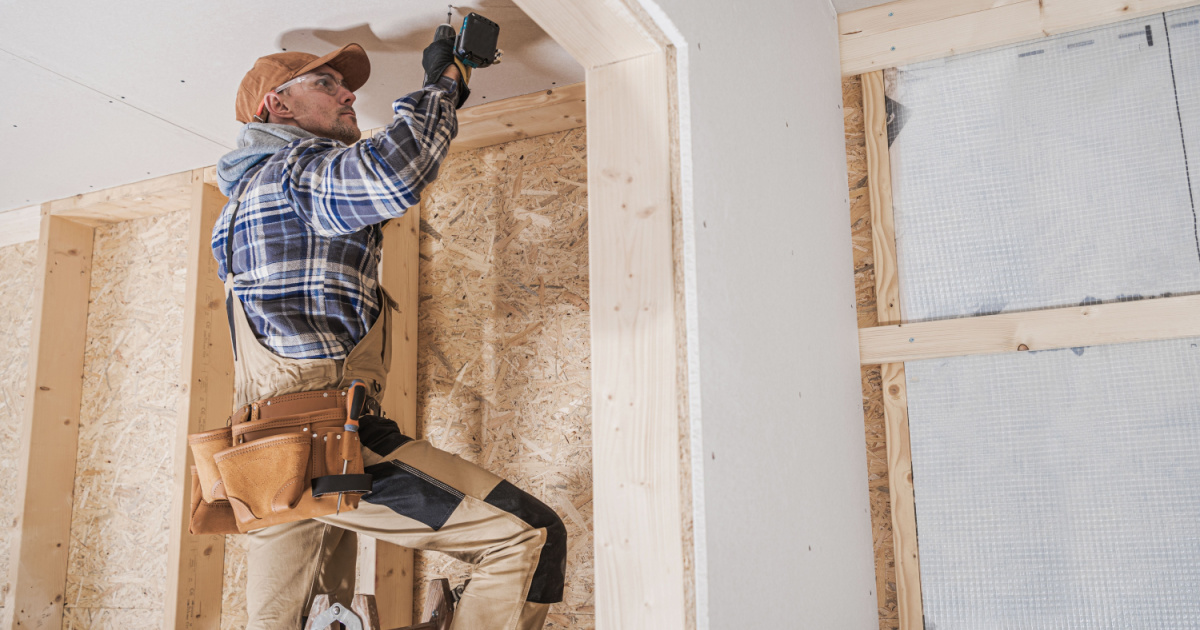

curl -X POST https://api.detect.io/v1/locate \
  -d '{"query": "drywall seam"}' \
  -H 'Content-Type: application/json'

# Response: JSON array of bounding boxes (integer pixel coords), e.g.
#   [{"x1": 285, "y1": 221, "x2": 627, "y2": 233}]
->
[
  {"x1": 0, "y1": 45, "x2": 229, "y2": 149},
  {"x1": 630, "y1": 2, "x2": 706, "y2": 629}
]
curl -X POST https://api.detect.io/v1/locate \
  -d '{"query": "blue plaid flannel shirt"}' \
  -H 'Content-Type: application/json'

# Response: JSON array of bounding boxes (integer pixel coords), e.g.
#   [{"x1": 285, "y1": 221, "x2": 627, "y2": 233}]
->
[{"x1": 211, "y1": 78, "x2": 459, "y2": 359}]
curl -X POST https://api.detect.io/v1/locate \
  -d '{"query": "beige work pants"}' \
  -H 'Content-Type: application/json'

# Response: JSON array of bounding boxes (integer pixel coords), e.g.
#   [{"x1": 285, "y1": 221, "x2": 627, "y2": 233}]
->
[
  {"x1": 247, "y1": 439, "x2": 559, "y2": 630},
  {"x1": 226, "y1": 278, "x2": 564, "y2": 630}
]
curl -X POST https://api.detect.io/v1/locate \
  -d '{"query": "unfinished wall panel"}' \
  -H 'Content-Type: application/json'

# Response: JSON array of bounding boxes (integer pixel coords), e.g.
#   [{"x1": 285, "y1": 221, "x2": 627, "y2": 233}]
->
[
  {"x1": 415, "y1": 127, "x2": 593, "y2": 629},
  {"x1": 63, "y1": 210, "x2": 188, "y2": 628},
  {"x1": 865, "y1": 7, "x2": 1200, "y2": 628},
  {"x1": 887, "y1": 12, "x2": 1200, "y2": 322},
  {"x1": 0, "y1": 241, "x2": 39, "y2": 615},
  {"x1": 843, "y1": 75, "x2": 899, "y2": 630},
  {"x1": 906, "y1": 339, "x2": 1200, "y2": 627},
  {"x1": 220, "y1": 536, "x2": 249, "y2": 629}
]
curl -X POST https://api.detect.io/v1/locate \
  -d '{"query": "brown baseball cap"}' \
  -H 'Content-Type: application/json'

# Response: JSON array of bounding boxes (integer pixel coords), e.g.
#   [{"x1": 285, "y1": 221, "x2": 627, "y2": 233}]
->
[{"x1": 235, "y1": 43, "x2": 371, "y2": 123}]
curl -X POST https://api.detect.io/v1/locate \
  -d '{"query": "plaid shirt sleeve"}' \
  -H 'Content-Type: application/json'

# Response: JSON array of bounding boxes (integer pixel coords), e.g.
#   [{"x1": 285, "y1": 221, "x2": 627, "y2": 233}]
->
[{"x1": 276, "y1": 76, "x2": 461, "y2": 237}]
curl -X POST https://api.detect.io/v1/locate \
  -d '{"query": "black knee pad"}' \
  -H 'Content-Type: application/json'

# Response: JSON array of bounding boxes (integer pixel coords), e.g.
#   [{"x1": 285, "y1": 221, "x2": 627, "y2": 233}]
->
[
  {"x1": 483, "y1": 480, "x2": 568, "y2": 604},
  {"x1": 358, "y1": 414, "x2": 412, "y2": 457}
]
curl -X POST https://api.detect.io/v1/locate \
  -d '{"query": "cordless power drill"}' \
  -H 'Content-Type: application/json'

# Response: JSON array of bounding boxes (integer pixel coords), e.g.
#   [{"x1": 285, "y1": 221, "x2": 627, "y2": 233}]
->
[{"x1": 433, "y1": 8, "x2": 501, "y2": 70}]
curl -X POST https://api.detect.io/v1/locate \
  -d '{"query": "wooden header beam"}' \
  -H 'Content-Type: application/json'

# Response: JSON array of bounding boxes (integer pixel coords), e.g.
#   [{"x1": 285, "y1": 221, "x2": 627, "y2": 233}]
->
[
  {"x1": 840, "y1": 0, "x2": 1200, "y2": 75},
  {"x1": 200, "y1": 82, "x2": 588, "y2": 187},
  {"x1": 859, "y1": 293, "x2": 1200, "y2": 364},
  {"x1": 358, "y1": 82, "x2": 587, "y2": 154},
  {"x1": 451, "y1": 82, "x2": 585, "y2": 153},
  {"x1": 45, "y1": 170, "x2": 197, "y2": 227},
  {"x1": 0, "y1": 205, "x2": 42, "y2": 248}
]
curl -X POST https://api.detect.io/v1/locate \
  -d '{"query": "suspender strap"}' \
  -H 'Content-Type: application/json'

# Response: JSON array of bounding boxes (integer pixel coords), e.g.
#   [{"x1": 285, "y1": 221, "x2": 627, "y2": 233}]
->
[
  {"x1": 225, "y1": 185, "x2": 247, "y2": 360},
  {"x1": 225, "y1": 188, "x2": 242, "y2": 277}
]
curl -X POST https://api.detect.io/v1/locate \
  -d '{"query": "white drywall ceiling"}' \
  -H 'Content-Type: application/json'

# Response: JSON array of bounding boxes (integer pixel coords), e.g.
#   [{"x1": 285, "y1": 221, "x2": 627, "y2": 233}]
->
[{"x1": 0, "y1": 0, "x2": 582, "y2": 212}]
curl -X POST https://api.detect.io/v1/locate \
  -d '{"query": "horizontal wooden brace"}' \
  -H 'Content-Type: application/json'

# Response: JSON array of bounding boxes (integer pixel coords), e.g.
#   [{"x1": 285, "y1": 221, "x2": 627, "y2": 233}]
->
[
  {"x1": 0, "y1": 205, "x2": 42, "y2": 247},
  {"x1": 202, "y1": 82, "x2": 587, "y2": 187},
  {"x1": 858, "y1": 294, "x2": 1200, "y2": 364},
  {"x1": 452, "y1": 81, "x2": 585, "y2": 153},
  {"x1": 46, "y1": 170, "x2": 197, "y2": 226},
  {"x1": 840, "y1": 0, "x2": 1200, "y2": 75}
]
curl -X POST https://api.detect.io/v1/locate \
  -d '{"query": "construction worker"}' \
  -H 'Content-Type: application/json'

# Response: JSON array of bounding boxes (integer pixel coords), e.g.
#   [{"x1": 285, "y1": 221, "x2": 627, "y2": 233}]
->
[{"x1": 212, "y1": 40, "x2": 566, "y2": 630}]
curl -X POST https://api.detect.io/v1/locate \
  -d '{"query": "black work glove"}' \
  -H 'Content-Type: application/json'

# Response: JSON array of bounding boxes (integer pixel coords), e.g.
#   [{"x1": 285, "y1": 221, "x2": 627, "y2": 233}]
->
[{"x1": 423, "y1": 37, "x2": 471, "y2": 108}]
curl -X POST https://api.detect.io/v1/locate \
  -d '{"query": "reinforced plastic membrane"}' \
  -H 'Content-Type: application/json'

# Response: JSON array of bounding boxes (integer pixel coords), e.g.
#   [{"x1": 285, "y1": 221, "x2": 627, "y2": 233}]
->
[
  {"x1": 888, "y1": 8, "x2": 1200, "y2": 322},
  {"x1": 889, "y1": 6, "x2": 1200, "y2": 628}
]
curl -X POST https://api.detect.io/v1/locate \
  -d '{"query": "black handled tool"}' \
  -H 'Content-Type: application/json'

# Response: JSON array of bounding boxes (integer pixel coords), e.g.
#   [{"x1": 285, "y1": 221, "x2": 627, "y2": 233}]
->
[{"x1": 336, "y1": 379, "x2": 369, "y2": 514}]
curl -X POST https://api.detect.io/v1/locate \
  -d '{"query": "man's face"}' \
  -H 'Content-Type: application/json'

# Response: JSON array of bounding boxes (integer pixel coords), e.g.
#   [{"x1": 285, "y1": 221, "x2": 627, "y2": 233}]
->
[{"x1": 274, "y1": 65, "x2": 361, "y2": 144}]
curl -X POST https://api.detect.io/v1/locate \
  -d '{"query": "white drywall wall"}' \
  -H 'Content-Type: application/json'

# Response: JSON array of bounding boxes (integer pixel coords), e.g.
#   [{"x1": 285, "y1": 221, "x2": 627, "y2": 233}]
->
[{"x1": 641, "y1": 0, "x2": 878, "y2": 627}]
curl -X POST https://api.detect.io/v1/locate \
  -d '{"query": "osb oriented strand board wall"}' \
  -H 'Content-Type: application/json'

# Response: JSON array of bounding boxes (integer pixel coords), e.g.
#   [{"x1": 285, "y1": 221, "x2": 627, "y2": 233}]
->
[
  {"x1": 64, "y1": 211, "x2": 189, "y2": 628},
  {"x1": 220, "y1": 535, "x2": 249, "y2": 629},
  {"x1": 0, "y1": 241, "x2": 39, "y2": 614},
  {"x1": 843, "y1": 75, "x2": 897, "y2": 630},
  {"x1": 414, "y1": 127, "x2": 594, "y2": 629}
]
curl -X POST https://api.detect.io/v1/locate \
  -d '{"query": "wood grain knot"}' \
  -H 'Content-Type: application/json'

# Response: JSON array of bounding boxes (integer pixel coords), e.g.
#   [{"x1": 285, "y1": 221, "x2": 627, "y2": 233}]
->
[
  {"x1": 888, "y1": 385, "x2": 900, "y2": 396},
  {"x1": 1017, "y1": 344, "x2": 1029, "y2": 351}
]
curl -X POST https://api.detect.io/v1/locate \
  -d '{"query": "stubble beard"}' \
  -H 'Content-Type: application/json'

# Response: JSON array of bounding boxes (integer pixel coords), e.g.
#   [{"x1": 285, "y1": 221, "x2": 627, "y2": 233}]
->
[{"x1": 326, "y1": 116, "x2": 361, "y2": 145}]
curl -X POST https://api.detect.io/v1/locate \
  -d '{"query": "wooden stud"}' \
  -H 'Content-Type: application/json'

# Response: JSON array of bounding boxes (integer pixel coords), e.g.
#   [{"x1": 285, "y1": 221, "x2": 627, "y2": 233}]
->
[
  {"x1": 164, "y1": 177, "x2": 234, "y2": 630},
  {"x1": 840, "y1": 0, "x2": 1200, "y2": 75},
  {"x1": 375, "y1": 203, "x2": 422, "y2": 628},
  {"x1": 858, "y1": 294, "x2": 1200, "y2": 364},
  {"x1": 584, "y1": 51, "x2": 686, "y2": 630},
  {"x1": 879, "y1": 361, "x2": 921, "y2": 625},
  {"x1": 863, "y1": 70, "x2": 924, "y2": 629},
  {"x1": 506, "y1": 1, "x2": 686, "y2": 627},
  {"x1": 864, "y1": 72, "x2": 900, "y2": 328},
  {"x1": 3, "y1": 211, "x2": 94, "y2": 630}
]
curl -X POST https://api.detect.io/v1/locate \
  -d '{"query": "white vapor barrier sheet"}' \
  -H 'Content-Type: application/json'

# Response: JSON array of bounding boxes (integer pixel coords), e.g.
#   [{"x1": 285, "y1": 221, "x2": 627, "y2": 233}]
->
[
  {"x1": 887, "y1": 8, "x2": 1200, "y2": 322},
  {"x1": 906, "y1": 338, "x2": 1200, "y2": 628}
]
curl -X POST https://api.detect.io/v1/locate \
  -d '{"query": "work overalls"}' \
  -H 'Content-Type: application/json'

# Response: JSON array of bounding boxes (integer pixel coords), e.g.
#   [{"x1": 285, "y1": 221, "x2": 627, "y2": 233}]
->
[{"x1": 224, "y1": 216, "x2": 565, "y2": 630}]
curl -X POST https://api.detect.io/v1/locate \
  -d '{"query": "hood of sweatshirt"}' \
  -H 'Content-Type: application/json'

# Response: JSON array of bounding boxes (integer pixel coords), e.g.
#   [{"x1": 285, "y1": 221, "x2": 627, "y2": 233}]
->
[{"x1": 216, "y1": 123, "x2": 318, "y2": 196}]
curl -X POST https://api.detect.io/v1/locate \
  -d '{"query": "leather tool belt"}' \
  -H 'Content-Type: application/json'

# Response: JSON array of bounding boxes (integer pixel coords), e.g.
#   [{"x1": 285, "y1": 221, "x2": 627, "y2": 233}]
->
[{"x1": 187, "y1": 388, "x2": 375, "y2": 534}]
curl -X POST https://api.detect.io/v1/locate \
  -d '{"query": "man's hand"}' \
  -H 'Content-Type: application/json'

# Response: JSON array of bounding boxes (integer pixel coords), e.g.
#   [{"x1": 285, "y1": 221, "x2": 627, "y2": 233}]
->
[{"x1": 422, "y1": 36, "x2": 471, "y2": 108}]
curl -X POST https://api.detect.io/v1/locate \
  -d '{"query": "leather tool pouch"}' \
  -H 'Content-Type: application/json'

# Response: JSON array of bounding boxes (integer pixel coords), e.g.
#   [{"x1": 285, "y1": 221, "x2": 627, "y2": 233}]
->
[
  {"x1": 188, "y1": 389, "x2": 374, "y2": 534},
  {"x1": 188, "y1": 426, "x2": 232, "y2": 503},
  {"x1": 188, "y1": 466, "x2": 239, "y2": 535}
]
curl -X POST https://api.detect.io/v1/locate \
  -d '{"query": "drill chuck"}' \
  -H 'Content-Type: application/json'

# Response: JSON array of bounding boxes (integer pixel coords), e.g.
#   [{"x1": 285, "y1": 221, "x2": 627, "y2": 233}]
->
[{"x1": 434, "y1": 23, "x2": 456, "y2": 43}]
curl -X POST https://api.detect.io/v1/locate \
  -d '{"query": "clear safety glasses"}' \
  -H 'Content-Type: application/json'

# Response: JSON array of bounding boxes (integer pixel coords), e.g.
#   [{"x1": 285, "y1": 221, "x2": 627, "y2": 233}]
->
[{"x1": 274, "y1": 72, "x2": 349, "y2": 96}]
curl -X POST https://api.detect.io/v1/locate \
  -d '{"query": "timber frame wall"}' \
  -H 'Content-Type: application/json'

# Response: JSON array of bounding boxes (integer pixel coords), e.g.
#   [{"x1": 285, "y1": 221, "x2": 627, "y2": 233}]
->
[
  {"x1": 846, "y1": 0, "x2": 1200, "y2": 628},
  {"x1": 5, "y1": 0, "x2": 692, "y2": 627}
]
